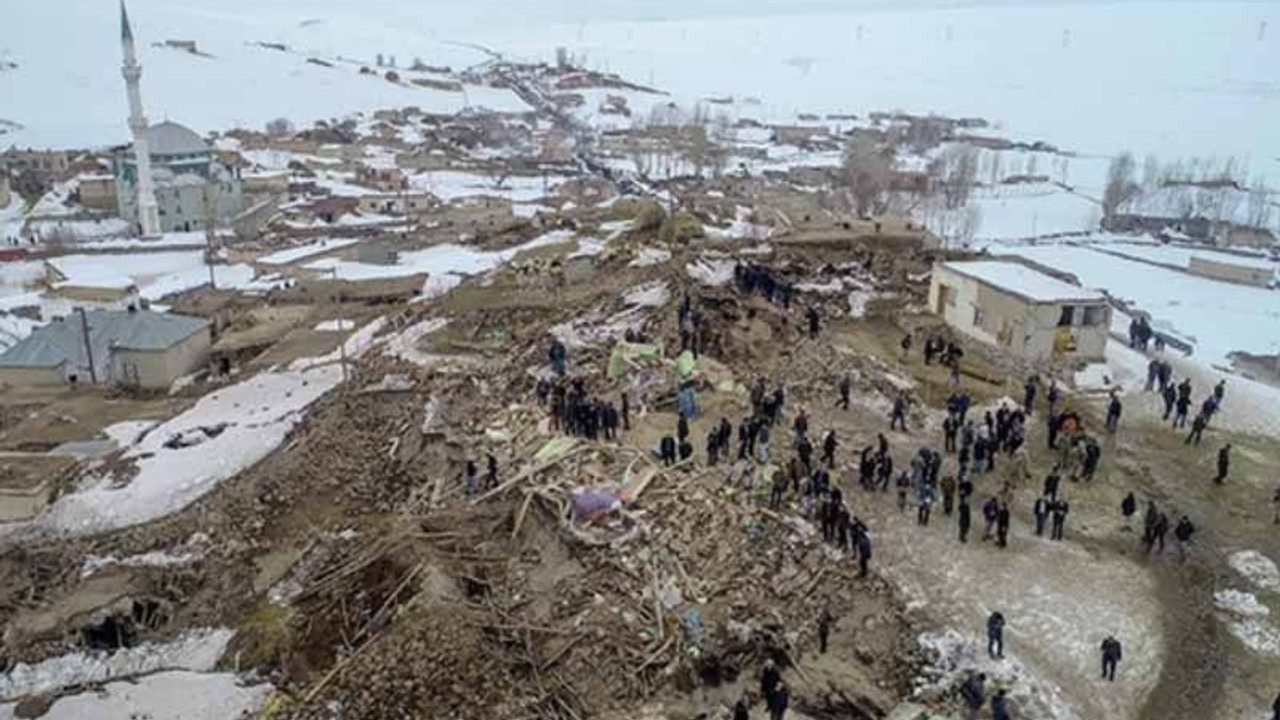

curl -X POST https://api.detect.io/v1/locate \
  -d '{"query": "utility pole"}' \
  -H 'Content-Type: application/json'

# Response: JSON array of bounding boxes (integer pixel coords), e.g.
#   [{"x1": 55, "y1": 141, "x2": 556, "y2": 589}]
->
[
  {"x1": 77, "y1": 307, "x2": 97, "y2": 384},
  {"x1": 204, "y1": 179, "x2": 218, "y2": 289}
]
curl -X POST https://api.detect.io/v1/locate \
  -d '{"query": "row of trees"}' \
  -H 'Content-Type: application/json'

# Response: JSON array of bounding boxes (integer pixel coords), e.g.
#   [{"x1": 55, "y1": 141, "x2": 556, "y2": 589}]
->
[{"x1": 1103, "y1": 151, "x2": 1274, "y2": 229}]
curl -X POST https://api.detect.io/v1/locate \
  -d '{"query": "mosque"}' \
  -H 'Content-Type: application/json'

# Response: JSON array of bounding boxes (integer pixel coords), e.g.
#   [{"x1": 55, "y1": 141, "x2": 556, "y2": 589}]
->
[{"x1": 114, "y1": 2, "x2": 242, "y2": 236}]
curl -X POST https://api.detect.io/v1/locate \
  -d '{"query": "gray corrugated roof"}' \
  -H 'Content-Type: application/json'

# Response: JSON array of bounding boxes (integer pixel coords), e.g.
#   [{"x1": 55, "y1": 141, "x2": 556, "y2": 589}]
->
[{"x1": 0, "y1": 310, "x2": 208, "y2": 370}]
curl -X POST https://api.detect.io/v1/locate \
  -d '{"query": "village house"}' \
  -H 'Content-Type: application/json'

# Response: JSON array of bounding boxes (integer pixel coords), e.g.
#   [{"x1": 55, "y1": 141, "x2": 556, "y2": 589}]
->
[
  {"x1": 355, "y1": 166, "x2": 407, "y2": 192},
  {"x1": 0, "y1": 308, "x2": 210, "y2": 388},
  {"x1": 77, "y1": 173, "x2": 118, "y2": 211},
  {"x1": 929, "y1": 260, "x2": 1111, "y2": 364},
  {"x1": 1187, "y1": 253, "x2": 1276, "y2": 288},
  {"x1": 356, "y1": 191, "x2": 435, "y2": 216}
]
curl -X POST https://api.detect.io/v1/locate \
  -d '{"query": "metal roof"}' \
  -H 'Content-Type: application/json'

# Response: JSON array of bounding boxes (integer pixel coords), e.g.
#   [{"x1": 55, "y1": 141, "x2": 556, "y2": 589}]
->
[
  {"x1": 0, "y1": 310, "x2": 207, "y2": 370},
  {"x1": 146, "y1": 121, "x2": 209, "y2": 156}
]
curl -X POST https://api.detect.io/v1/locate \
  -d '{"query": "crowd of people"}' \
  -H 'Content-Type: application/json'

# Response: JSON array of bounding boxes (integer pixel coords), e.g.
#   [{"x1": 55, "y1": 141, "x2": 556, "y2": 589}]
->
[{"x1": 454, "y1": 273, "x2": 1272, "y2": 719}]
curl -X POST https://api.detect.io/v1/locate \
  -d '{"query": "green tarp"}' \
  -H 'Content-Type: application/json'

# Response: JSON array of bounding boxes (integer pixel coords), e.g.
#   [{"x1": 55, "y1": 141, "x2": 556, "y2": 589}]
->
[{"x1": 607, "y1": 341, "x2": 664, "y2": 378}]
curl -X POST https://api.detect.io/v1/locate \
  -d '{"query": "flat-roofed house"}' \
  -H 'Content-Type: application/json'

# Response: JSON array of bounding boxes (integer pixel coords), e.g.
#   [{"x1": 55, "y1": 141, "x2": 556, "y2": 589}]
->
[{"x1": 929, "y1": 260, "x2": 1111, "y2": 364}]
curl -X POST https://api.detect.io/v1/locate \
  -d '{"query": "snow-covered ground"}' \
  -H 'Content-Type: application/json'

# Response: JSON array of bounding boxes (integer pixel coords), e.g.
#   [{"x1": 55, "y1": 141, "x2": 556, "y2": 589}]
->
[
  {"x1": 29, "y1": 251, "x2": 257, "y2": 301},
  {"x1": 970, "y1": 186, "x2": 1100, "y2": 242},
  {"x1": 0, "y1": 670, "x2": 271, "y2": 720},
  {"x1": 3, "y1": 1, "x2": 529, "y2": 149},
  {"x1": 305, "y1": 229, "x2": 575, "y2": 281},
  {"x1": 258, "y1": 238, "x2": 359, "y2": 265},
  {"x1": 407, "y1": 170, "x2": 567, "y2": 203},
  {"x1": 992, "y1": 242, "x2": 1280, "y2": 368},
  {"x1": 479, "y1": 2, "x2": 1279, "y2": 188},
  {"x1": 0, "y1": 628, "x2": 233, "y2": 701}
]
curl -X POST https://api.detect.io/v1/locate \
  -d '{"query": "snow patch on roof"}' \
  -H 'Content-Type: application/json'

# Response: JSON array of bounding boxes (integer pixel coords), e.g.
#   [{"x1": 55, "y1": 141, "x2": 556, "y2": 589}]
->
[{"x1": 942, "y1": 260, "x2": 1105, "y2": 303}]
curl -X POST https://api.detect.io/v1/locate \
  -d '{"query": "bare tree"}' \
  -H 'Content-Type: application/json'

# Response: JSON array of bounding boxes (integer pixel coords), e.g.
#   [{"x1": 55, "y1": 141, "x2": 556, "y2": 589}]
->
[
  {"x1": 842, "y1": 135, "x2": 895, "y2": 217},
  {"x1": 939, "y1": 143, "x2": 978, "y2": 209},
  {"x1": 265, "y1": 117, "x2": 294, "y2": 137},
  {"x1": 1102, "y1": 151, "x2": 1141, "y2": 218},
  {"x1": 1247, "y1": 178, "x2": 1272, "y2": 229}
]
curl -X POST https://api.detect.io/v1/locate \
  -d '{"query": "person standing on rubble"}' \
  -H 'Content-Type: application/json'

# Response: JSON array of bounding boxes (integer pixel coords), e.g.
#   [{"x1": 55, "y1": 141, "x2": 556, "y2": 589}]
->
[
  {"x1": 960, "y1": 672, "x2": 986, "y2": 719},
  {"x1": 991, "y1": 689, "x2": 1011, "y2": 720},
  {"x1": 771, "y1": 468, "x2": 789, "y2": 510},
  {"x1": 1121, "y1": 492, "x2": 1137, "y2": 531},
  {"x1": 890, "y1": 393, "x2": 909, "y2": 432},
  {"x1": 549, "y1": 337, "x2": 567, "y2": 375},
  {"x1": 818, "y1": 605, "x2": 834, "y2": 654},
  {"x1": 660, "y1": 436, "x2": 677, "y2": 467},
  {"x1": 761, "y1": 659, "x2": 782, "y2": 706},
  {"x1": 996, "y1": 502, "x2": 1011, "y2": 547},
  {"x1": 464, "y1": 460, "x2": 478, "y2": 500},
  {"x1": 806, "y1": 306, "x2": 821, "y2": 339},
  {"x1": 822, "y1": 430, "x2": 838, "y2": 467},
  {"x1": 732, "y1": 692, "x2": 751, "y2": 720},
  {"x1": 1023, "y1": 375, "x2": 1038, "y2": 414},
  {"x1": 792, "y1": 409, "x2": 809, "y2": 449},
  {"x1": 856, "y1": 529, "x2": 872, "y2": 578},
  {"x1": 838, "y1": 375, "x2": 852, "y2": 411},
  {"x1": 896, "y1": 471, "x2": 912, "y2": 512},
  {"x1": 899, "y1": 333, "x2": 913, "y2": 362},
  {"x1": 768, "y1": 681, "x2": 790, "y2": 720},
  {"x1": 987, "y1": 611, "x2": 1006, "y2": 659},
  {"x1": 706, "y1": 428, "x2": 720, "y2": 466},
  {"x1": 485, "y1": 453, "x2": 498, "y2": 491},
  {"x1": 943, "y1": 414, "x2": 958, "y2": 453}
]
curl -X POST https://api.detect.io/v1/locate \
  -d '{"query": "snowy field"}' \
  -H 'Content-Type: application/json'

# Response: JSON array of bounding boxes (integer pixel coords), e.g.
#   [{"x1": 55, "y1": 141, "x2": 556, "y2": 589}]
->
[
  {"x1": 992, "y1": 241, "x2": 1280, "y2": 367},
  {"x1": 2, "y1": 1, "x2": 528, "y2": 149},
  {"x1": 3, "y1": 1, "x2": 1274, "y2": 181}
]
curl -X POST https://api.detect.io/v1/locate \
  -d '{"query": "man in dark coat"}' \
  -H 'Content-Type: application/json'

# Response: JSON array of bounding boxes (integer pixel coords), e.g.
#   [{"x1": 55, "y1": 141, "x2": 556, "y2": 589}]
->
[
  {"x1": 1214, "y1": 444, "x2": 1231, "y2": 484},
  {"x1": 818, "y1": 606, "x2": 833, "y2": 654},
  {"x1": 760, "y1": 659, "x2": 781, "y2": 705},
  {"x1": 958, "y1": 500, "x2": 972, "y2": 543},
  {"x1": 1121, "y1": 492, "x2": 1137, "y2": 530},
  {"x1": 996, "y1": 503, "x2": 1011, "y2": 548},
  {"x1": 1034, "y1": 495, "x2": 1049, "y2": 536},
  {"x1": 987, "y1": 611, "x2": 1005, "y2": 659},
  {"x1": 1051, "y1": 498, "x2": 1070, "y2": 540},
  {"x1": 1101, "y1": 635, "x2": 1123, "y2": 681},
  {"x1": 768, "y1": 681, "x2": 790, "y2": 720},
  {"x1": 856, "y1": 531, "x2": 872, "y2": 578}
]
